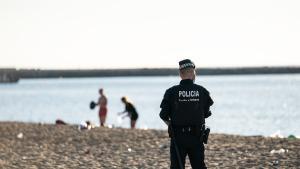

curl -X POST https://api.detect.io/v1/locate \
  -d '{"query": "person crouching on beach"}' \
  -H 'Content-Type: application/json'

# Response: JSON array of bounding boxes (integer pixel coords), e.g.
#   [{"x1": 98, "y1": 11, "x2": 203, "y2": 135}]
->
[
  {"x1": 97, "y1": 88, "x2": 108, "y2": 127},
  {"x1": 118, "y1": 96, "x2": 139, "y2": 129}
]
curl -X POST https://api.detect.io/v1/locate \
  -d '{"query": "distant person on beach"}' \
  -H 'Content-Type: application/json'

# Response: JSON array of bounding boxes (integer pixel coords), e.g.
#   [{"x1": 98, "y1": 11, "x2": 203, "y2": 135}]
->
[
  {"x1": 97, "y1": 88, "x2": 108, "y2": 127},
  {"x1": 79, "y1": 120, "x2": 94, "y2": 130},
  {"x1": 55, "y1": 119, "x2": 67, "y2": 125},
  {"x1": 118, "y1": 96, "x2": 139, "y2": 129},
  {"x1": 159, "y1": 59, "x2": 214, "y2": 169}
]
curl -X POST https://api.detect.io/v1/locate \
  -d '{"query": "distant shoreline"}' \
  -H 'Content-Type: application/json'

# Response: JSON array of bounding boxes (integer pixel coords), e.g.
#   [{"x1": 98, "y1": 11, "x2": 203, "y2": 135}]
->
[
  {"x1": 17, "y1": 66, "x2": 300, "y2": 79},
  {"x1": 1, "y1": 67, "x2": 300, "y2": 81}
]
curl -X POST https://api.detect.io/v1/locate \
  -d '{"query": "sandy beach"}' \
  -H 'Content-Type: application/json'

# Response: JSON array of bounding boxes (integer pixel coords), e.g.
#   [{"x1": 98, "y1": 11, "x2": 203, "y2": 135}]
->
[{"x1": 0, "y1": 122, "x2": 299, "y2": 169}]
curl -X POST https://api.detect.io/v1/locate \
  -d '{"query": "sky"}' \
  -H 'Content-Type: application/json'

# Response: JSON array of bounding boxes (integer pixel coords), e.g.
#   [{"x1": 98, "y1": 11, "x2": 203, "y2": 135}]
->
[{"x1": 0, "y1": 0, "x2": 300, "y2": 69}]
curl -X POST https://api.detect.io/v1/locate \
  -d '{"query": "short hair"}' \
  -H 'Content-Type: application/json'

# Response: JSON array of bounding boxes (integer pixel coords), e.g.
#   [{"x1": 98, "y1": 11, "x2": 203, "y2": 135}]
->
[
  {"x1": 121, "y1": 96, "x2": 127, "y2": 102},
  {"x1": 180, "y1": 67, "x2": 195, "y2": 75}
]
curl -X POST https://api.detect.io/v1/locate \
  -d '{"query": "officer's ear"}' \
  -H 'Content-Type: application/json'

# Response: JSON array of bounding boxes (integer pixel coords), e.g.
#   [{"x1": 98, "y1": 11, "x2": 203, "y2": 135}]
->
[
  {"x1": 179, "y1": 70, "x2": 184, "y2": 79},
  {"x1": 193, "y1": 70, "x2": 196, "y2": 81}
]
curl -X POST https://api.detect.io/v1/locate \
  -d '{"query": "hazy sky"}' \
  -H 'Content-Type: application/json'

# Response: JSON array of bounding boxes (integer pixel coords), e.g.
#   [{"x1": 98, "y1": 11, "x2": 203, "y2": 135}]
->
[{"x1": 1, "y1": 0, "x2": 300, "y2": 69}]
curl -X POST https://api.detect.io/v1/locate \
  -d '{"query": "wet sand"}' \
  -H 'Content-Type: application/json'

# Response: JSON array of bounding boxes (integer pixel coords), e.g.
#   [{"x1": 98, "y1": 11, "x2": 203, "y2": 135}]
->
[{"x1": 0, "y1": 122, "x2": 299, "y2": 169}]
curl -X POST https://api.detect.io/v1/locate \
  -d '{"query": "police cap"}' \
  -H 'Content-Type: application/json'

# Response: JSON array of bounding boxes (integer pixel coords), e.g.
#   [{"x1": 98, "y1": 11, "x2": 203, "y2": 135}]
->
[{"x1": 179, "y1": 59, "x2": 195, "y2": 70}]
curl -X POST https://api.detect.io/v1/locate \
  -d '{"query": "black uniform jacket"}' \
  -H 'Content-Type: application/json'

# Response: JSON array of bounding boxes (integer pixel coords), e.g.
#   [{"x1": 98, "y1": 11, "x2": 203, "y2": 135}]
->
[{"x1": 160, "y1": 79, "x2": 213, "y2": 125}]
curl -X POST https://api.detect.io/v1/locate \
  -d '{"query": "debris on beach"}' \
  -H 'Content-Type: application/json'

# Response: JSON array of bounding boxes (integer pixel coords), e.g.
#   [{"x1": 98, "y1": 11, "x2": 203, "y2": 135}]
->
[
  {"x1": 17, "y1": 133, "x2": 23, "y2": 139},
  {"x1": 84, "y1": 148, "x2": 90, "y2": 154},
  {"x1": 159, "y1": 144, "x2": 168, "y2": 149},
  {"x1": 270, "y1": 131, "x2": 284, "y2": 138},
  {"x1": 141, "y1": 125, "x2": 148, "y2": 130},
  {"x1": 288, "y1": 135, "x2": 297, "y2": 140},
  {"x1": 270, "y1": 148, "x2": 288, "y2": 154},
  {"x1": 272, "y1": 160, "x2": 280, "y2": 166}
]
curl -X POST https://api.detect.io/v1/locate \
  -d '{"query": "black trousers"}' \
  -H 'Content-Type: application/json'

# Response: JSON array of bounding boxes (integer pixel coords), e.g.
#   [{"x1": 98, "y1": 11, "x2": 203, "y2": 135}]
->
[{"x1": 170, "y1": 131, "x2": 206, "y2": 169}]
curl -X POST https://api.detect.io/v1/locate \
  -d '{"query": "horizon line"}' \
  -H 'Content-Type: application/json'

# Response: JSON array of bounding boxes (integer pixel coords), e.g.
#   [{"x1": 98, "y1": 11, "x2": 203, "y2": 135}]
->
[{"x1": 1, "y1": 65, "x2": 300, "y2": 71}]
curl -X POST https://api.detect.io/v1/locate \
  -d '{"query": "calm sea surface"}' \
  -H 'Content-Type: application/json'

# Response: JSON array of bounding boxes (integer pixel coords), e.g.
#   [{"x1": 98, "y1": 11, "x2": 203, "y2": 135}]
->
[{"x1": 0, "y1": 74, "x2": 299, "y2": 136}]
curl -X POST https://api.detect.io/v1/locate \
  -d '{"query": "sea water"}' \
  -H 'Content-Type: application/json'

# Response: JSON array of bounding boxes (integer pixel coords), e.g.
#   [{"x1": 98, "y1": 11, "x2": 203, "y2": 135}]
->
[{"x1": 0, "y1": 74, "x2": 299, "y2": 136}]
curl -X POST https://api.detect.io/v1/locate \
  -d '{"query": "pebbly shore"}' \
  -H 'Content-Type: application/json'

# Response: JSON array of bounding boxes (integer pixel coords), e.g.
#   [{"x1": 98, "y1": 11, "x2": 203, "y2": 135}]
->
[{"x1": 0, "y1": 122, "x2": 299, "y2": 169}]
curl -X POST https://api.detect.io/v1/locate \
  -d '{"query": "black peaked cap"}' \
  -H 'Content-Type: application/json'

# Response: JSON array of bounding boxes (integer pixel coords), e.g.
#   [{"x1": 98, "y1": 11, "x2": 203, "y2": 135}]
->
[{"x1": 179, "y1": 59, "x2": 195, "y2": 70}]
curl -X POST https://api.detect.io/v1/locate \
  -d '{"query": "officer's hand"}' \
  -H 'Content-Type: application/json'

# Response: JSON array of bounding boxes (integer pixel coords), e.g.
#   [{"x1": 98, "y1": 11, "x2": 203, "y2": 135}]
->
[{"x1": 164, "y1": 120, "x2": 170, "y2": 126}]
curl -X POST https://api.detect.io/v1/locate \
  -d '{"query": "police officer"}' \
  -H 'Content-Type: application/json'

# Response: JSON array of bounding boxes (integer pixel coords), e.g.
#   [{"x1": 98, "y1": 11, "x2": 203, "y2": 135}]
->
[{"x1": 159, "y1": 59, "x2": 213, "y2": 169}]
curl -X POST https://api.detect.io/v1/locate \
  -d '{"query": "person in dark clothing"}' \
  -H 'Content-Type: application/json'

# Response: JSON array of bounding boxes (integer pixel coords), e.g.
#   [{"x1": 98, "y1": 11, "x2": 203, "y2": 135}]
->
[
  {"x1": 119, "y1": 96, "x2": 139, "y2": 129},
  {"x1": 159, "y1": 59, "x2": 214, "y2": 169}
]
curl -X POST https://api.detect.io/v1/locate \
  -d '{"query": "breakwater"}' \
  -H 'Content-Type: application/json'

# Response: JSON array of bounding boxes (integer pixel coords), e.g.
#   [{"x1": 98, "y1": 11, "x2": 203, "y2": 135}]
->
[
  {"x1": 18, "y1": 67, "x2": 300, "y2": 78},
  {"x1": 0, "y1": 69, "x2": 19, "y2": 83}
]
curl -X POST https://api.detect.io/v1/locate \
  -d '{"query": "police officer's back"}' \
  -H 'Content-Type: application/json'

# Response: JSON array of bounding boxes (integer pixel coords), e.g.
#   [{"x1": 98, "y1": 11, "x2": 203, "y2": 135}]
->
[{"x1": 159, "y1": 59, "x2": 213, "y2": 169}]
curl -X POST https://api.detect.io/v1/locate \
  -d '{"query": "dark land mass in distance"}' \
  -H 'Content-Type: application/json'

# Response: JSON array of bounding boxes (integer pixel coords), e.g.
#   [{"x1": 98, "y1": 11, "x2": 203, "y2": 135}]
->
[
  {"x1": 1, "y1": 67, "x2": 300, "y2": 82},
  {"x1": 17, "y1": 66, "x2": 300, "y2": 78}
]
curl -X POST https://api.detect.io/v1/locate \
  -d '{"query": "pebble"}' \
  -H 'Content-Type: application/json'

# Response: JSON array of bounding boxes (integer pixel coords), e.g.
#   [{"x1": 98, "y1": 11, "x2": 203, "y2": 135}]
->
[{"x1": 17, "y1": 133, "x2": 23, "y2": 139}]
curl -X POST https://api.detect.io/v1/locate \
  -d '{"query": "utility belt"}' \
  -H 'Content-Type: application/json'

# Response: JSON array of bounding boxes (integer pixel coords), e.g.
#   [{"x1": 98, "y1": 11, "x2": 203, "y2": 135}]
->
[
  {"x1": 172, "y1": 125, "x2": 203, "y2": 134},
  {"x1": 169, "y1": 124, "x2": 210, "y2": 144}
]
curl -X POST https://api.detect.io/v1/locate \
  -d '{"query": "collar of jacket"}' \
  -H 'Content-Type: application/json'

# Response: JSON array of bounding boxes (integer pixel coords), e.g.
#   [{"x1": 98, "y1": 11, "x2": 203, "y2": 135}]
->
[{"x1": 180, "y1": 79, "x2": 194, "y2": 85}]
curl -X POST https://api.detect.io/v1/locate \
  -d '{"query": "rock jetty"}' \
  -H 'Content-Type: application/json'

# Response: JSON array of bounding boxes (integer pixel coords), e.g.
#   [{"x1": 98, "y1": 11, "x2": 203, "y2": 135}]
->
[{"x1": 0, "y1": 68, "x2": 19, "y2": 83}]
